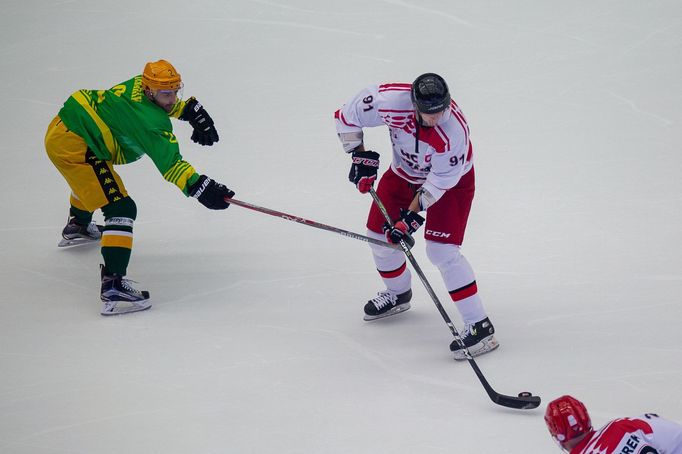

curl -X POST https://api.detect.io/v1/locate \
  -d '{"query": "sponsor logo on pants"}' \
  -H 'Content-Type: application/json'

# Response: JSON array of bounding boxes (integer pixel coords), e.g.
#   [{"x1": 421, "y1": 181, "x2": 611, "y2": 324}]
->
[{"x1": 426, "y1": 230, "x2": 450, "y2": 238}]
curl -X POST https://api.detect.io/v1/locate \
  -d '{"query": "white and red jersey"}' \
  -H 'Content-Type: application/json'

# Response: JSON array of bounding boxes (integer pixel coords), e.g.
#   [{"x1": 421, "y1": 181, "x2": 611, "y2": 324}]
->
[
  {"x1": 572, "y1": 414, "x2": 682, "y2": 454},
  {"x1": 335, "y1": 82, "x2": 473, "y2": 204}
]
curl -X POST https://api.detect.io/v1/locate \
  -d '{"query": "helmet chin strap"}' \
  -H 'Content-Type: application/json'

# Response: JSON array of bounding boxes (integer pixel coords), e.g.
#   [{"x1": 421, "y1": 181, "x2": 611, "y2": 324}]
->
[
  {"x1": 414, "y1": 106, "x2": 449, "y2": 128},
  {"x1": 414, "y1": 109, "x2": 430, "y2": 128}
]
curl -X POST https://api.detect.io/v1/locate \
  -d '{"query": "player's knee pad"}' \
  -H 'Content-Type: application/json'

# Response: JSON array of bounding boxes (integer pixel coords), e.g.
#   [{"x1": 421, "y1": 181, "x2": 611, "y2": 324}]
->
[
  {"x1": 367, "y1": 229, "x2": 402, "y2": 259},
  {"x1": 102, "y1": 196, "x2": 137, "y2": 221},
  {"x1": 425, "y1": 241, "x2": 462, "y2": 269},
  {"x1": 367, "y1": 230, "x2": 394, "y2": 257}
]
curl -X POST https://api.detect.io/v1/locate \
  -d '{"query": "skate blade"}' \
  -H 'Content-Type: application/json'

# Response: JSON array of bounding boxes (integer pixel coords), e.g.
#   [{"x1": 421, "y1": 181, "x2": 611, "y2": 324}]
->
[
  {"x1": 453, "y1": 336, "x2": 499, "y2": 361},
  {"x1": 363, "y1": 303, "x2": 411, "y2": 321},
  {"x1": 100, "y1": 301, "x2": 152, "y2": 316},
  {"x1": 58, "y1": 237, "x2": 100, "y2": 248}
]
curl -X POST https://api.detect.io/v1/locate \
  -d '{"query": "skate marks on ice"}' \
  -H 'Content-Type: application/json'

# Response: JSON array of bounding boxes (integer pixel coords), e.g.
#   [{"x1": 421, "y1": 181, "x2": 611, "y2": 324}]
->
[
  {"x1": 187, "y1": 16, "x2": 382, "y2": 39},
  {"x1": 256, "y1": 323, "x2": 480, "y2": 394},
  {"x1": 379, "y1": 0, "x2": 474, "y2": 26},
  {"x1": 524, "y1": 299, "x2": 681, "y2": 326},
  {"x1": 155, "y1": 270, "x2": 382, "y2": 308},
  {"x1": 606, "y1": 90, "x2": 675, "y2": 126}
]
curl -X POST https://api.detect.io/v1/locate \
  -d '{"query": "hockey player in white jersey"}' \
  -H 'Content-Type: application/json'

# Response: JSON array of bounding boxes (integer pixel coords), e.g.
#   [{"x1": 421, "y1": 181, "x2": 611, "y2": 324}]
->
[
  {"x1": 545, "y1": 395, "x2": 682, "y2": 453},
  {"x1": 334, "y1": 73, "x2": 498, "y2": 359}
]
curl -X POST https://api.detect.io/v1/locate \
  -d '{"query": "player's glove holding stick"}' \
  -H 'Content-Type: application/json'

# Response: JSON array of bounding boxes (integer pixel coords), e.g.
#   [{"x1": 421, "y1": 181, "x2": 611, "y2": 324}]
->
[
  {"x1": 383, "y1": 208, "x2": 425, "y2": 249},
  {"x1": 189, "y1": 175, "x2": 234, "y2": 210}
]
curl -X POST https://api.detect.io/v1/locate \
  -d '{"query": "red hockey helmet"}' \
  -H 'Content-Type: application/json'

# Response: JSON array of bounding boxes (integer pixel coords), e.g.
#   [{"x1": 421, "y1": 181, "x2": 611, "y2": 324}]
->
[{"x1": 545, "y1": 395, "x2": 593, "y2": 448}]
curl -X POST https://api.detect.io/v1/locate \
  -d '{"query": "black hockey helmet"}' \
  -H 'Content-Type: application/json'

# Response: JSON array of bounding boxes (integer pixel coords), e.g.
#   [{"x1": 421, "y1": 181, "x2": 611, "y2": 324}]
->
[{"x1": 411, "y1": 73, "x2": 451, "y2": 114}]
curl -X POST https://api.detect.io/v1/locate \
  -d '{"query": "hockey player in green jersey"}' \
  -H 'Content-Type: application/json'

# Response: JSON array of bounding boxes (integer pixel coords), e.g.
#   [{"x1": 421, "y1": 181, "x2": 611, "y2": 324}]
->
[{"x1": 45, "y1": 59, "x2": 234, "y2": 315}]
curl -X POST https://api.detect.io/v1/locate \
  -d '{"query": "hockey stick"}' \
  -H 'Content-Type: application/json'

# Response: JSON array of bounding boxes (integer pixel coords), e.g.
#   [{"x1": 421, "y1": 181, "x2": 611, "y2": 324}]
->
[
  {"x1": 368, "y1": 188, "x2": 541, "y2": 410},
  {"x1": 226, "y1": 197, "x2": 400, "y2": 250}
]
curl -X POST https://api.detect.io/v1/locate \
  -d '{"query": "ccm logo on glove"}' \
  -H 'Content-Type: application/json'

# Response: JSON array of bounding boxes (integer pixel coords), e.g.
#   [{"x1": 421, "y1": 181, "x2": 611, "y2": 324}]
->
[
  {"x1": 348, "y1": 150, "x2": 380, "y2": 194},
  {"x1": 383, "y1": 208, "x2": 425, "y2": 248}
]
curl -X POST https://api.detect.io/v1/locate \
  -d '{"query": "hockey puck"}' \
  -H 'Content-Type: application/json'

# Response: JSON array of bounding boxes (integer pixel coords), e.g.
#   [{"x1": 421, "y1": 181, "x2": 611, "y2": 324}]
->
[{"x1": 518, "y1": 392, "x2": 533, "y2": 398}]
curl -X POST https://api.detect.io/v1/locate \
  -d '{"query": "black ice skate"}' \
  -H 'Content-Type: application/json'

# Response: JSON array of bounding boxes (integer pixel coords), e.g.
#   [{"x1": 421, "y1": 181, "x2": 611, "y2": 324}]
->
[
  {"x1": 58, "y1": 216, "x2": 103, "y2": 247},
  {"x1": 100, "y1": 265, "x2": 151, "y2": 316},
  {"x1": 363, "y1": 289, "x2": 412, "y2": 321},
  {"x1": 450, "y1": 317, "x2": 499, "y2": 360}
]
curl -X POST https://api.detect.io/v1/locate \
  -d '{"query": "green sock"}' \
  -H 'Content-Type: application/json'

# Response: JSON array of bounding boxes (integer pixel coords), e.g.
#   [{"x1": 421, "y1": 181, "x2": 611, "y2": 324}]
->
[
  {"x1": 101, "y1": 247, "x2": 131, "y2": 276},
  {"x1": 101, "y1": 196, "x2": 137, "y2": 277},
  {"x1": 69, "y1": 206, "x2": 93, "y2": 225}
]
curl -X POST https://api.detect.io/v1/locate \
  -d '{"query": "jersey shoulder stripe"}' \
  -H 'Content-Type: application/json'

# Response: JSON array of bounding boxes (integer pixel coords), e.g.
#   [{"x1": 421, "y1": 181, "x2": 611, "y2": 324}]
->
[
  {"x1": 434, "y1": 125, "x2": 451, "y2": 152},
  {"x1": 579, "y1": 418, "x2": 653, "y2": 453},
  {"x1": 378, "y1": 108, "x2": 414, "y2": 113},
  {"x1": 379, "y1": 83, "x2": 411, "y2": 92}
]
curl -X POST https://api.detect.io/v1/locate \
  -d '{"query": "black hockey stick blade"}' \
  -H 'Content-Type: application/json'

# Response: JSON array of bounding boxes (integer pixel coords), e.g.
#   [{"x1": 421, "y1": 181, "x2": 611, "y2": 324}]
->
[
  {"x1": 492, "y1": 392, "x2": 542, "y2": 410},
  {"x1": 469, "y1": 359, "x2": 541, "y2": 409}
]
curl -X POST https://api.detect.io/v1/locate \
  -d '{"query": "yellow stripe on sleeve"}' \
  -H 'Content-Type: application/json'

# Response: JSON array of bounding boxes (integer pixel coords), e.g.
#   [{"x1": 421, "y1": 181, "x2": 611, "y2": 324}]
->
[
  {"x1": 163, "y1": 160, "x2": 196, "y2": 191},
  {"x1": 165, "y1": 161, "x2": 190, "y2": 183},
  {"x1": 168, "y1": 99, "x2": 187, "y2": 118},
  {"x1": 71, "y1": 90, "x2": 121, "y2": 158}
]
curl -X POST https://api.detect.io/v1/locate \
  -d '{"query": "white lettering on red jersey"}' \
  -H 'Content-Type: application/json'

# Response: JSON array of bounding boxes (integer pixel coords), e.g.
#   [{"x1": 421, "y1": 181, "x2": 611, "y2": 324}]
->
[
  {"x1": 335, "y1": 82, "x2": 473, "y2": 203},
  {"x1": 572, "y1": 414, "x2": 682, "y2": 454}
]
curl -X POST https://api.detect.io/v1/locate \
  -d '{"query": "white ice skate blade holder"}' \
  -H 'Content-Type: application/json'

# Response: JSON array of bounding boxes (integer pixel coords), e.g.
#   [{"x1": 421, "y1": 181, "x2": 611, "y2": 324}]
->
[
  {"x1": 100, "y1": 300, "x2": 152, "y2": 316},
  {"x1": 453, "y1": 335, "x2": 500, "y2": 361},
  {"x1": 58, "y1": 236, "x2": 100, "y2": 248}
]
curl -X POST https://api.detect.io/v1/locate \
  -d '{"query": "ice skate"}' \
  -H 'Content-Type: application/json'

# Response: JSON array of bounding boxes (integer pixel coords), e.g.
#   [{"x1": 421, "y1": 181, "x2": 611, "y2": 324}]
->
[
  {"x1": 363, "y1": 289, "x2": 412, "y2": 321},
  {"x1": 100, "y1": 265, "x2": 151, "y2": 316},
  {"x1": 450, "y1": 317, "x2": 499, "y2": 360},
  {"x1": 58, "y1": 216, "x2": 103, "y2": 247}
]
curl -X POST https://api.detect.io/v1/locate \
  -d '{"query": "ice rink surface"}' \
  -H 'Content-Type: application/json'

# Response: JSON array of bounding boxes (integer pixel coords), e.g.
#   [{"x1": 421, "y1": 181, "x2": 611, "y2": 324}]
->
[{"x1": 1, "y1": 1, "x2": 681, "y2": 452}]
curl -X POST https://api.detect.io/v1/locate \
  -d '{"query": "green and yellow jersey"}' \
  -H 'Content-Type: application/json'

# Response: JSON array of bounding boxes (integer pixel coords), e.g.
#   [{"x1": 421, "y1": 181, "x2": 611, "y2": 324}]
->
[{"x1": 58, "y1": 76, "x2": 200, "y2": 195}]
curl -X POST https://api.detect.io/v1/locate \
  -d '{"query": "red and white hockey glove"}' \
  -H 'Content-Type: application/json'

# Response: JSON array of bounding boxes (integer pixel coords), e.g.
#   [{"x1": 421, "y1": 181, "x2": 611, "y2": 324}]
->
[
  {"x1": 348, "y1": 150, "x2": 380, "y2": 193},
  {"x1": 383, "y1": 209, "x2": 425, "y2": 248}
]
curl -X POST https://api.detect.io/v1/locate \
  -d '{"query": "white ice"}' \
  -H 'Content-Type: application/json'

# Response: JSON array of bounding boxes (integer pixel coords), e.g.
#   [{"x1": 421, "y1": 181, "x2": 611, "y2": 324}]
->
[{"x1": 1, "y1": 1, "x2": 681, "y2": 453}]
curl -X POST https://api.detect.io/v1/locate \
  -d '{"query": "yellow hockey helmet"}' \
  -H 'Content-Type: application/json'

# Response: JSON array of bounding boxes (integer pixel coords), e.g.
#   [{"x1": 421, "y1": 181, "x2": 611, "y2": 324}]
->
[{"x1": 141, "y1": 59, "x2": 182, "y2": 91}]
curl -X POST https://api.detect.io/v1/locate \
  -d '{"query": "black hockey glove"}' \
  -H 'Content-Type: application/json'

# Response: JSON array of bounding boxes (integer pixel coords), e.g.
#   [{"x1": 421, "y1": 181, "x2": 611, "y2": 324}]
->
[
  {"x1": 188, "y1": 175, "x2": 235, "y2": 210},
  {"x1": 179, "y1": 97, "x2": 219, "y2": 146},
  {"x1": 383, "y1": 209, "x2": 425, "y2": 248},
  {"x1": 348, "y1": 150, "x2": 380, "y2": 193}
]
